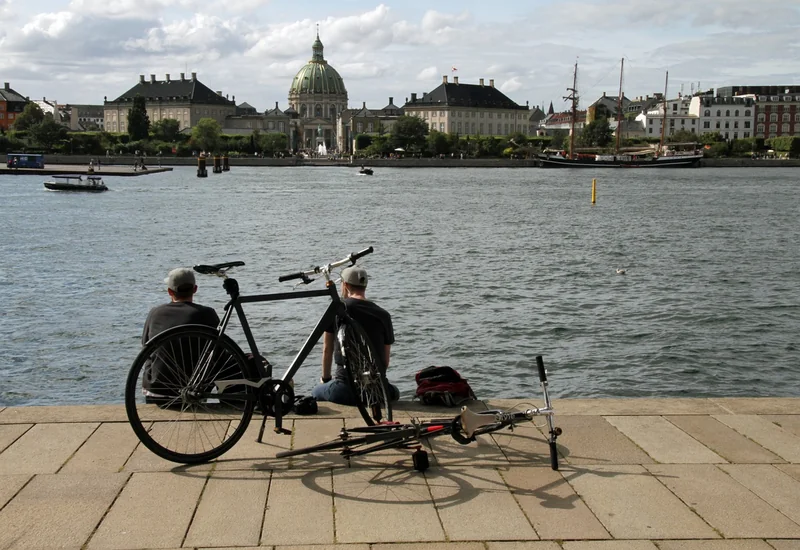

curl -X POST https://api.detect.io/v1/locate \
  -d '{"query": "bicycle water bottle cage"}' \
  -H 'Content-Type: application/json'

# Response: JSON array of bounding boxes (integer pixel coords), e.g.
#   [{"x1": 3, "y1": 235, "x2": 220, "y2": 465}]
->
[{"x1": 223, "y1": 278, "x2": 240, "y2": 297}]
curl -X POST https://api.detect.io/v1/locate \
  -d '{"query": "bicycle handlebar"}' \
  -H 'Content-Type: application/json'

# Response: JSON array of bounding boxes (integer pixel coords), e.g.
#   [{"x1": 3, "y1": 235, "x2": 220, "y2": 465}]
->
[{"x1": 278, "y1": 247, "x2": 374, "y2": 283}]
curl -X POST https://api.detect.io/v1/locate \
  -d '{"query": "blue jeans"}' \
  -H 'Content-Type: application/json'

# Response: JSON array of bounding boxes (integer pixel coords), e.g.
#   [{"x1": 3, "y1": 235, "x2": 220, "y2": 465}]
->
[{"x1": 312, "y1": 378, "x2": 400, "y2": 405}]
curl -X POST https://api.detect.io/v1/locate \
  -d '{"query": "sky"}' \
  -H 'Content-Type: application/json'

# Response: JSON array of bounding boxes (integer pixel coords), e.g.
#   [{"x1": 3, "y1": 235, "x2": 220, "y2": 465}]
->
[{"x1": 2, "y1": 0, "x2": 800, "y2": 113}]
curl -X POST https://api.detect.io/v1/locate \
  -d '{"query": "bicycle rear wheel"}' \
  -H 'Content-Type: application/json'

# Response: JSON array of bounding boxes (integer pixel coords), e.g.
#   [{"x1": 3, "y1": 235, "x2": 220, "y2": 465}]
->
[
  {"x1": 338, "y1": 321, "x2": 392, "y2": 425},
  {"x1": 125, "y1": 325, "x2": 256, "y2": 464}
]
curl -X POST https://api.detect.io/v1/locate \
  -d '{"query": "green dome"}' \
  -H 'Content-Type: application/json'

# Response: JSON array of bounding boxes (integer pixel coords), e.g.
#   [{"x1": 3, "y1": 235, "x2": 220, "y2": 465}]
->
[{"x1": 289, "y1": 34, "x2": 347, "y2": 96}]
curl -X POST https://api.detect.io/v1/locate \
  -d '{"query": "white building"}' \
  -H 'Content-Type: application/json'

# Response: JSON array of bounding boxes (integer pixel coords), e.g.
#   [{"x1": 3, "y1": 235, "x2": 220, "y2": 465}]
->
[
  {"x1": 637, "y1": 97, "x2": 698, "y2": 139},
  {"x1": 689, "y1": 94, "x2": 755, "y2": 140}
]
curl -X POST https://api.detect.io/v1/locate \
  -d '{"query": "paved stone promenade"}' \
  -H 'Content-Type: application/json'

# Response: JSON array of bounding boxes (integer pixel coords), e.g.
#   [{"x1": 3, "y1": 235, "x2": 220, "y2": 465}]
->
[{"x1": 1, "y1": 398, "x2": 799, "y2": 550}]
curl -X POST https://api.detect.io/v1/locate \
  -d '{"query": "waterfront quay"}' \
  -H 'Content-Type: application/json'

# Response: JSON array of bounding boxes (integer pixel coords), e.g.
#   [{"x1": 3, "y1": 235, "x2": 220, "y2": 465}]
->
[
  {"x1": 1, "y1": 397, "x2": 799, "y2": 549},
  {"x1": 0, "y1": 163, "x2": 173, "y2": 176}
]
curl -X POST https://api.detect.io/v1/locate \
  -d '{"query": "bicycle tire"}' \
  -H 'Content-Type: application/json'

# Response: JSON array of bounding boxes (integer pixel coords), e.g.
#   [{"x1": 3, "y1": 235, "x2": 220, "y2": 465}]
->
[
  {"x1": 338, "y1": 320, "x2": 392, "y2": 425},
  {"x1": 125, "y1": 325, "x2": 256, "y2": 464}
]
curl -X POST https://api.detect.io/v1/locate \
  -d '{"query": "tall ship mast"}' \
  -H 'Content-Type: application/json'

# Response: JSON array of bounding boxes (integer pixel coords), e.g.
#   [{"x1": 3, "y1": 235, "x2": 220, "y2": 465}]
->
[{"x1": 537, "y1": 63, "x2": 702, "y2": 168}]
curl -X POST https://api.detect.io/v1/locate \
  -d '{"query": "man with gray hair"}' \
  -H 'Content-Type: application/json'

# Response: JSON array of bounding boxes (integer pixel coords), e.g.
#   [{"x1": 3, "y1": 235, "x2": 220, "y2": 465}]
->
[
  {"x1": 313, "y1": 265, "x2": 399, "y2": 404},
  {"x1": 141, "y1": 267, "x2": 220, "y2": 401}
]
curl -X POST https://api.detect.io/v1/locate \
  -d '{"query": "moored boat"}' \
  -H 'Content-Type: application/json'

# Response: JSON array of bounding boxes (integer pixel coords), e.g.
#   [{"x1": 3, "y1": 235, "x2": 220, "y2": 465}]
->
[
  {"x1": 44, "y1": 175, "x2": 108, "y2": 192},
  {"x1": 359, "y1": 166, "x2": 374, "y2": 175}
]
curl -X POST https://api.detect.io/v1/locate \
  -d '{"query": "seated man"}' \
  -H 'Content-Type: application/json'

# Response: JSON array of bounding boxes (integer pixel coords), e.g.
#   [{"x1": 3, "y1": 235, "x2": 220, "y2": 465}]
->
[
  {"x1": 141, "y1": 267, "x2": 219, "y2": 402},
  {"x1": 312, "y1": 266, "x2": 399, "y2": 405}
]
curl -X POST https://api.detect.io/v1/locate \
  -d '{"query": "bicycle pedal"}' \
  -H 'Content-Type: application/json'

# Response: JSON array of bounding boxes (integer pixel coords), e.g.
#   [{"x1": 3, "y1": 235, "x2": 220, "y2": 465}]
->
[
  {"x1": 412, "y1": 449, "x2": 429, "y2": 472},
  {"x1": 274, "y1": 427, "x2": 292, "y2": 436}
]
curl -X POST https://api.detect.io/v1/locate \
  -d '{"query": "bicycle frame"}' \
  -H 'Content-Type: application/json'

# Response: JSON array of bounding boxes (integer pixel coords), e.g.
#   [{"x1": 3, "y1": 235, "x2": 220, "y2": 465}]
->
[{"x1": 213, "y1": 280, "x2": 345, "y2": 391}]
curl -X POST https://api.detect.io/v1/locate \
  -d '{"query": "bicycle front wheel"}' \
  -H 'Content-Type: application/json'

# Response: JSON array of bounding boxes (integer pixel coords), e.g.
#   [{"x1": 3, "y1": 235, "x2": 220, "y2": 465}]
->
[
  {"x1": 125, "y1": 325, "x2": 256, "y2": 464},
  {"x1": 338, "y1": 321, "x2": 392, "y2": 425}
]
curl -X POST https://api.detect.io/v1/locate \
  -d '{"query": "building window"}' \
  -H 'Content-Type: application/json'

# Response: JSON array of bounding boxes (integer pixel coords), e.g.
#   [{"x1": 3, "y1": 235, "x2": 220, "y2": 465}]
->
[
  {"x1": 315, "y1": 104, "x2": 322, "y2": 117},
  {"x1": 725, "y1": 110, "x2": 730, "y2": 116},
  {"x1": 745, "y1": 110, "x2": 751, "y2": 116},
  {"x1": 356, "y1": 122, "x2": 363, "y2": 132},
  {"x1": 757, "y1": 113, "x2": 765, "y2": 121},
  {"x1": 757, "y1": 124, "x2": 765, "y2": 133},
  {"x1": 488, "y1": 123, "x2": 493, "y2": 134},
  {"x1": 704, "y1": 110, "x2": 711, "y2": 117},
  {"x1": 279, "y1": 122, "x2": 284, "y2": 131},
  {"x1": 368, "y1": 123, "x2": 373, "y2": 132},
  {"x1": 430, "y1": 122, "x2": 435, "y2": 130},
  {"x1": 744, "y1": 132, "x2": 750, "y2": 138},
  {"x1": 716, "y1": 121, "x2": 720, "y2": 129},
  {"x1": 744, "y1": 120, "x2": 751, "y2": 129},
  {"x1": 439, "y1": 111, "x2": 445, "y2": 117},
  {"x1": 268, "y1": 121, "x2": 274, "y2": 130},
  {"x1": 648, "y1": 128, "x2": 653, "y2": 134},
  {"x1": 770, "y1": 113, "x2": 778, "y2": 122},
  {"x1": 783, "y1": 113, "x2": 791, "y2": 122},
  {"x1": 480, "y1": 112, "x2": 484, "y2": 118},
  {"x1": 457, "y1": 122, "x2": 462, "y2": 132},
  {"x1": 725, "y1": 122, "x2": 729, "y2": 128},
  {"x1": 488, "y1": 113, "x2": 493, "y2": 119},
  {"x1": 681, "y1": 119, "x2": 686, "y2": 126},
  {"x1": 301, "y1": 105, "x2": 307, "y2": 117},
  {"x1": 716, "y1": 110, "x2": 721, "y2": 116},
  {"x1": 796, "y1": 114, "x2": 800, "y2": 122},
  {"x1": 439, "y1": 122, "x2": 444, "y2": 131},
  {"x1": 703, "y1": 121, "x2": 710, "y2": 129},
  {"x1": 479, "y1": 123, "x2": 484, "y2": 133},
  {"x1": 782, "y1": 123, "x2": 790, "y2": 133},
  {"x1": 770, "y1": 124, "x2": 777, "y2": 133}
]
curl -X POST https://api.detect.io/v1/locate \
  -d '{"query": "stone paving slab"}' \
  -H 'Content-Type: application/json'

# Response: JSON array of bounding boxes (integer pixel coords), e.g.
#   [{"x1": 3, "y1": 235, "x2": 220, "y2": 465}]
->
[
  {"x1": 765, "y1": 416, "x2": 800, "y2": 437},
  {"x1": 490, "y1": 424, "x2": 559, "y2": 467},
  {"x1": 564, "y1": 464, "x2": 719, "y2": 539},
  {"x1": 712, "y1": 398, "x2": 800, "y2": 415},
  {"x1": 485, "y1": 543, "x2": 562, "y2": 550},
  {"x1": 184, "y1": 469, "x2": 270, "y2": 548},
  {"x1": 562, "y1": 542, "x2": 658, "y2": 550},
  {"x1": 208, "y1": 420, "x2": 291, "y2": 471},
  {"x1": 0, "y1": 473, "x2": 128, "y2": 550},
  {"x1": 666, "y1": 415, "x2": 784, "y2": 463},
  {"x1": 428, "y1": 431, "x2": 509, "y2": 468},
  {"x1": 0, "y1": 405, "x2": 128, "y2": 424},
  {"x1": 548, "y1": 415, "x2": 654, "y2": 465},
  {"x1": 768, "y1": 541, "x2": 800, "y2": 550},
  {"x1": 0, "y1": 423, "x2": 31, "y2": 453},
  {"x1": 551, "y1": 398, "x2": 730, "y2": 415},
  {"x1": 60, "y1": 422, "x2": 141, "y2": 473},
  {"x1": 0, "y1": 422, "x2": 98, "y2": 475},
  {"x1": 718, "y1": 464, "x2": 800, "y2": 526},
  {"x1": 646, "y1": 464, "x2": 800, "y2": 538},
  {"x1": 656, "y1": 542, "x2": 775, "y2": 550},
  {"x1": 427, "y1": 467, "x2": 537, "y2": 541},
  {"x1": 605, "y1": 416, "x2": 726, "y2": 463},
  {"x1": 0, "y1": 473, "x2": 31, "y2": 509},
  {"x1": 778, "y1": 464, "x2": 800, "y2": 483},
  {"x1": 261, "y1": 469, "x2": 335, "y2": 546},
  {"x1": 373, "y1": 543, "x2": 485, "y2": 550},
  {"x1": 332, "y1": 467, "x2": 445, "y2": 543},
  {"x1": 87, "y1": 471, "x2": 206, "y2": 549},
  {"x1": 715, "y1": 415, "x2": 800, "y2": 463},
  {"x1": 500, "y1": 466, "x2": 610, "y2": 540}
]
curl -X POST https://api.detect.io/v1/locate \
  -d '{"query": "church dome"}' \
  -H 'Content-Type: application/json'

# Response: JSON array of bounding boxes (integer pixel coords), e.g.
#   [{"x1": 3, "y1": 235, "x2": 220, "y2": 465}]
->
[{"x1": 289, "y1": 33, "x2": 347, "y2": 96}]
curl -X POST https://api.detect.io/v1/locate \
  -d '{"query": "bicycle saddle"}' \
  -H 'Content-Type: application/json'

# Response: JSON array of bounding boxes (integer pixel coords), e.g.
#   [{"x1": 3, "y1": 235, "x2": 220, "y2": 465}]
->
[{"x1": 194, "y1": 261, "x2": 245, "y2": 275}]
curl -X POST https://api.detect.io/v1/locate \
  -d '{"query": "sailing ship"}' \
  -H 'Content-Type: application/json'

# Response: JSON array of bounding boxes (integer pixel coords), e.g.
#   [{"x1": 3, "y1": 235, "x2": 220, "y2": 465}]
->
[{"x1": 537, "y1": 62, "x2": 703, "y2": 168}]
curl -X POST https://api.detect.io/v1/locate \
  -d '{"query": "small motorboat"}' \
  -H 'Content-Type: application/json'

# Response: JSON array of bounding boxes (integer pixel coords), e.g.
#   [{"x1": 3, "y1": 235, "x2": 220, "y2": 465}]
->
[
  {"x1": 44, "y1": 175, "x2": 108, "y2": 192},
  {"x1": 359, "y1": 166, "x2": 374, "y2": 175}
]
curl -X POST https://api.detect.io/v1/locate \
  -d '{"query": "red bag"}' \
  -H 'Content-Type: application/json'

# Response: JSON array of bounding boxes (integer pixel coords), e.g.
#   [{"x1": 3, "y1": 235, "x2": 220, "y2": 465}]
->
[{"x1": 415, "y1": 366, "x2": 476, "y2": 406}]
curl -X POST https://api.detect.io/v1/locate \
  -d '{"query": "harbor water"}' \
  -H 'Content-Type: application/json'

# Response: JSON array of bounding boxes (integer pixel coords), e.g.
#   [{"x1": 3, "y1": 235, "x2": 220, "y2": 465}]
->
[{"x1": 1, "y1": 166, "x2": 798, "y2": 406}]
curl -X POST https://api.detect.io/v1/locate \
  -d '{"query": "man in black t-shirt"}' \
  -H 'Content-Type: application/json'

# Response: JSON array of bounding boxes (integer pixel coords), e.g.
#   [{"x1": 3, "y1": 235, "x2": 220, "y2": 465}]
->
[
  {"x1": 141, "y1": 267, "x2": 219, "y2": 400},
  {"x1": 312, "y1": 266, "x2": 399, "y2": 405}
]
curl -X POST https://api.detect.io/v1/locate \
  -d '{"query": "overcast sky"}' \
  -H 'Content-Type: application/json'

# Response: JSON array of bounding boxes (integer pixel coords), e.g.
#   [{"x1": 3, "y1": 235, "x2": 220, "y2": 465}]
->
[{"x1": 2, "y1": 0, "x2": 799, "y2": 113}]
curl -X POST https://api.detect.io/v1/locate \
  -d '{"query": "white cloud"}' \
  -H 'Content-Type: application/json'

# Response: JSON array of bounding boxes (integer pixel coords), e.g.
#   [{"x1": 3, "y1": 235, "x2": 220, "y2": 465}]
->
[
  {"x1": 500, "y1": 77, "x2": 523, "y2": 94},
  {"x1": 416, "y1": 66, "x2": 438, "y2": 81}
]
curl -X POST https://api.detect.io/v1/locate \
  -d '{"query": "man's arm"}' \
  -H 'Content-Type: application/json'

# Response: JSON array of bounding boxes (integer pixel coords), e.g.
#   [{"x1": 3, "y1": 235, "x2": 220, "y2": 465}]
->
[
  {"x1": 321, "y1": 331, "x2": 334, "y2": 382},
  {"x1": 383, "y1": 344, "x2": 391, "y2": 370}
]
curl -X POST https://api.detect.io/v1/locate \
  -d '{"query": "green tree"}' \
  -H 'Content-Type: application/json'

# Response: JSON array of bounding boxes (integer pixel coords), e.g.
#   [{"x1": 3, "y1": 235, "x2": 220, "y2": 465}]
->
[
  {"x1": 28, "y1": 119, "x2": 68, "y2": 151},
  {"x1": 13, "y1": 103, "x2": 45, "y2": 131},
  {"x1": 667, "y1": 129, "x2": 699, "y2": 143},
  {"x1": 354, "y1": 134, "x2": 372, "y2": 151},
  {"x1": 549, "y1": 130, "x2": 568, "y2": 150},
  {"x1": 260, "y1": 133, "x2": 289, "y2": 156},
  {"x1": 127, "y1": 95, "x2": 150, "y2": 141},
  {"x1": 426, "y1": 130, "x2": 449, "y2": 155},
  {"x1": 389, "y1": 115, "x2": 429, "y2": 151},
  {"x1": 151, "y1": 118, "x2": 181, "y2": 142},
  {"x1": 579, "y1": 117, "x2": 613, "y2": 147},
  {"x1": 191, "y1": 118, "x2": 222, "y2": 152}
]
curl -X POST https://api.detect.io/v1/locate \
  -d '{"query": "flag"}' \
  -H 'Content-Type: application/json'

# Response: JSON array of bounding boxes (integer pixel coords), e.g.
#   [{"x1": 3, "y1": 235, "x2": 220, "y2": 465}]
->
[{"x1": 451, "y1": 66, "x2": 458, "y2": 72}]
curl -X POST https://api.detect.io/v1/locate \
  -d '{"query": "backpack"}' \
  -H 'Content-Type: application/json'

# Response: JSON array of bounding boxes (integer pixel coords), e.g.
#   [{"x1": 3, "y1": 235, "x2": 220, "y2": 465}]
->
[{"x1": 414, "y1": 366, "x2": 476, "y2": 406}]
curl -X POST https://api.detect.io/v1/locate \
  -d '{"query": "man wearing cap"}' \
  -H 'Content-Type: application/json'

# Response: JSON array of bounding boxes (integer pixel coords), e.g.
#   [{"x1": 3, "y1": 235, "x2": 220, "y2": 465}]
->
[
  {"x1": 312, "y1": 266, "x2": 400, "y2": 405},
  {"x1": 141, "y1": 268, "x2": 220, "y2": 400}
]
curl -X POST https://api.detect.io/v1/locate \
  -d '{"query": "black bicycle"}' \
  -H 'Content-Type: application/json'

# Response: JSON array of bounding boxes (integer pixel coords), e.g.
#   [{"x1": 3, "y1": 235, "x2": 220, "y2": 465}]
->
[
  {"x1": 125, "y1": 247, "x2": 392, "y2": 464},
  {"x1": 276, "y1": 356, "x2": 562, "y2": 471}
]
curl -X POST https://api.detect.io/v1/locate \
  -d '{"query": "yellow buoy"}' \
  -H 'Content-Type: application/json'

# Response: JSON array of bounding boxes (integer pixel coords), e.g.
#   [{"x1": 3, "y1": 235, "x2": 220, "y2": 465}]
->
[{"x1": 591, "y1": 178, "x2": 596, "y2": 204}]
